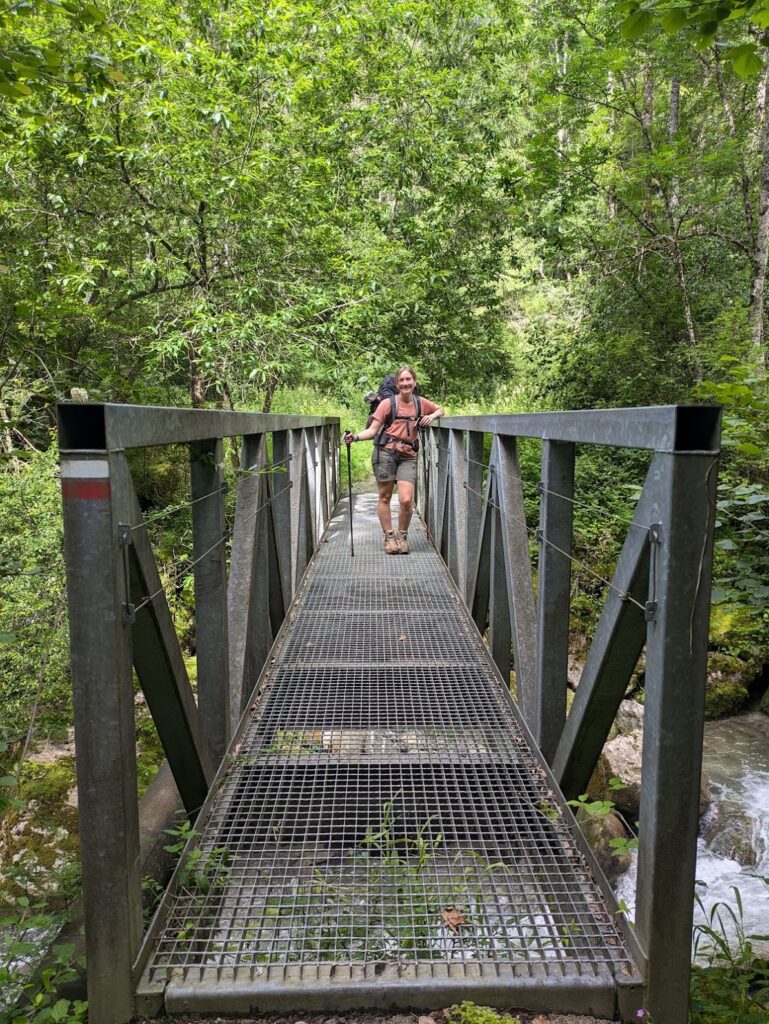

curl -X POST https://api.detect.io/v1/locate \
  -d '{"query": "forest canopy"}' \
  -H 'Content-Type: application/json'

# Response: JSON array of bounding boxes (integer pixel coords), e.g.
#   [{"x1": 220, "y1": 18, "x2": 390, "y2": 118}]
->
[{"x1": 1, "y1": 0, "x2": 768, "y2": 720}]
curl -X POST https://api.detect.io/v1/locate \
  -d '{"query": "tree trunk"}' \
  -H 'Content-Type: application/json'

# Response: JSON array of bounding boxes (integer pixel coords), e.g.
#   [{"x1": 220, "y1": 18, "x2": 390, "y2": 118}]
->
[
  {"x1": 712, "y1": 52, "x2": 754, "y2": 249},
  {"x1": 751, "y1": 64, "x2": 769, "y2": 369},
  {"x1": 663, "y1": 77, "x2": 701, "y2": 381}
]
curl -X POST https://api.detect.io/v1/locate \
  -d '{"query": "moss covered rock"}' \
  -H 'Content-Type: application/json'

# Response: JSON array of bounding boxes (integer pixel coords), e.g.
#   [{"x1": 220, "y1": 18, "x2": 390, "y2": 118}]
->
[{"x1": 705, "y1": 651, "x2": 752, "y2": 720}]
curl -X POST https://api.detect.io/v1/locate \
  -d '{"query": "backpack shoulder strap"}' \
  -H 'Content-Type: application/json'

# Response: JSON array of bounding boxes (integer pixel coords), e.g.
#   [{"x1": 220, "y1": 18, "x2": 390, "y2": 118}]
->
[{"x1": 387, "y1": 394, "x2": 397, "y2": 427}]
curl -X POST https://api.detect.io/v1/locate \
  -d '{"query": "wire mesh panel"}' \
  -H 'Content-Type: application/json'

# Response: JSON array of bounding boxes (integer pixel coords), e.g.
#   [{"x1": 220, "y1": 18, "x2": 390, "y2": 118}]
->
[{"x1": 137, "y1": 493, "x2": 640, "y2": 1014}]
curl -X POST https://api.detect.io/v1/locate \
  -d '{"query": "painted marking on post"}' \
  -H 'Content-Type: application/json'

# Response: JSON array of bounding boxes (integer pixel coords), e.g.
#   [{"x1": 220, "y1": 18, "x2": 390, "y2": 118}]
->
[
  {"x1": 62, "y1": 479, "x2": 111, "y2": 500},
  {"x1": 61, "y1": 459, "x2": 110, "y2": 500},
  {"x1": 60, "y1": 460, "x2": 109, "y2": 479}
]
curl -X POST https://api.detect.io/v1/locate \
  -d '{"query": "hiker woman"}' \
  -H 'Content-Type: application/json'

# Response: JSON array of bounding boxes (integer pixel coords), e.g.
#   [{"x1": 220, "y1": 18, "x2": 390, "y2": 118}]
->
[{"x1": 344, "y1": 365, "x2": 444, "y2": 554}]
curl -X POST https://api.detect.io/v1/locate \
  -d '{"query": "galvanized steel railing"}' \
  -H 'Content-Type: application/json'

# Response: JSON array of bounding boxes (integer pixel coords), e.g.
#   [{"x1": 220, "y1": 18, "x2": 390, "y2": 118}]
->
[
  {"x1": 58, "y1": 403, "x2": 339, "y2": 1024},
  {"x1": 58, "y1": 401, "x2": 721, "y2": 1024},
  {"x1": 417, "y1": 405, "x2": 721, "y2": 1024}
]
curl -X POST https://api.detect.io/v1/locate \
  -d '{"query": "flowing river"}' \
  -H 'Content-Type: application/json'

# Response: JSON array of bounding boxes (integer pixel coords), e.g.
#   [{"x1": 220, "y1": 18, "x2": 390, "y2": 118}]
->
[{"x1": 617, "y1": 711, "x2": 769, "y2": 952}]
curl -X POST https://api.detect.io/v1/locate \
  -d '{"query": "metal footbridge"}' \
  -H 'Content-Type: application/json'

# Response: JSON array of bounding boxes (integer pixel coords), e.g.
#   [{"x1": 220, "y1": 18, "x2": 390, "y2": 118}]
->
[{"x1": 57, "y1": 402, "x2": 721, "y2": 1024}]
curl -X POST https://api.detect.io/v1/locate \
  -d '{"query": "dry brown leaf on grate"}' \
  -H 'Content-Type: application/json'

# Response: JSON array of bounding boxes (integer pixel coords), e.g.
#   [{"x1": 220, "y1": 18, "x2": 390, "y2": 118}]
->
[
  {"x1": 441, "y1": 906, "x2": 467, "y2": 932},
  {"x1": 398, "y1": 634, "x2": 406, "y2": 641}
]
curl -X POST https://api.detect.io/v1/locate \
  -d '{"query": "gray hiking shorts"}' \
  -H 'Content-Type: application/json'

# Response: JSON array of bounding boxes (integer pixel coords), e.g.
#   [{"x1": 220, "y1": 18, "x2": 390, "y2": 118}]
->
[{"x1": 373, "y1": 448, "x2": 418, "y2": 485}]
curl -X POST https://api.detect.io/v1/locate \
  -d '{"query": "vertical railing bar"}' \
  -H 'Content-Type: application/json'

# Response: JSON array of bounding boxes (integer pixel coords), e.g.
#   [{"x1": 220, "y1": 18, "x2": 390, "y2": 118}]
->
[
  {"x1": 495, "y1": 434, "x2": 538, "y2": 724},
  {"x1": 447, "y1": 429, "x2": 467, "y2": 592},
  {"x1": 289, "y1": 428, "x2": 304, "y2": 590},
  {"x1": 434, "y1": 429, "x2": 450, "y2": 552},
  {"x1": 465, "y1": 430, "x2": 484, "y2": 608},
  {"x1": 190, "y1": 437, "x2": 230, "y2": 761},
  {"x1": 535, "y1": 439, "x2": 575, "y2": 763},
  {"x1": 265, "y1": 466, "x2": 285, "y2": 638},
  {"x1": 227, "y1": 432, "x2": 270, "y2": 733},
  {"x1": 488, "y1": 465, "x2": 512, "y2": 684},
  {"x1": 271, "y1": 429, "x2": 292, "y2": 609}
]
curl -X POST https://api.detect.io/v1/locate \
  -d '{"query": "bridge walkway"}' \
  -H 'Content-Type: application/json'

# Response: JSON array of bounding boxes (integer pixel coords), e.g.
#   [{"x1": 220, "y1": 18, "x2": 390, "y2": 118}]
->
[{"x1": 136, "y1": 493, "x2": 639, "y2": 1018}]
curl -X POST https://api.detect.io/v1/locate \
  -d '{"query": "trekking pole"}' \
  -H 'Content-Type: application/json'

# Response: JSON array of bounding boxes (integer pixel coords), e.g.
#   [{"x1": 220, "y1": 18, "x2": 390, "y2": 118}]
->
[
  {"x1": 345, "y1": 435, "x2": 355, "y2": 558},
  {"x1": 420, "y1": 424, "x2": 431, "y2": 544}
]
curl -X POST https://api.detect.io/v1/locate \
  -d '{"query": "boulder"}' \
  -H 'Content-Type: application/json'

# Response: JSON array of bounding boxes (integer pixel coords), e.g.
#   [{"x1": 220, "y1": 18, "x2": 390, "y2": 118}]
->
[
  {"x1": 705, "y1": 652, "x2": 752, "y2": 719},
  {"x1": 615, "y1": 700, "x2": 644, "y2": 736},
  {"x1": 761, "y1": 685, "x2": 769, "y2": 718},
  {"x1": 577, "y1": 808, "x2": 633, "y2": 884},
  {"x1": 701, "y1": 800, "x2": 763, "y2": 867},
  {"x1": 590, "y1": 732, "x2": 711, "y2": 820}
]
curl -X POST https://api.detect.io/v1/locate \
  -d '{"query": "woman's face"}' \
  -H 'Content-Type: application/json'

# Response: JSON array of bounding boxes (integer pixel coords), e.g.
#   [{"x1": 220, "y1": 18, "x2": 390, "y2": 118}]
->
[{"x1": 397, "y1": 370, "x2": 416, "y2": 395}]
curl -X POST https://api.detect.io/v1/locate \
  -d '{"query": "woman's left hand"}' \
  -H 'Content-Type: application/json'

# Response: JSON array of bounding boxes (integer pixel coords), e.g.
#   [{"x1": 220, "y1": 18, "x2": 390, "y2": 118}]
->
[{"x1": 418, "y1": 414, "x2": 434, "y2": 428}]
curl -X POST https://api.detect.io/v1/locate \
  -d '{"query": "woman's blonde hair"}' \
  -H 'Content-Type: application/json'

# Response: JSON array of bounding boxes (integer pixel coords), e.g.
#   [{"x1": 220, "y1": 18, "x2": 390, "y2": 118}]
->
[{"x1": 396, "y1": 365, "x2": 418, "y2": 383}]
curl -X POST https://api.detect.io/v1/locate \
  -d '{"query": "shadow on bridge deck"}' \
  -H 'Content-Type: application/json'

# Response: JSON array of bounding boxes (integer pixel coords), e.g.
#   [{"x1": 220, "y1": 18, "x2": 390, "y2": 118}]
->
[{"x1": 136, "y1": 494, "x2": 641, "y2": 1019}]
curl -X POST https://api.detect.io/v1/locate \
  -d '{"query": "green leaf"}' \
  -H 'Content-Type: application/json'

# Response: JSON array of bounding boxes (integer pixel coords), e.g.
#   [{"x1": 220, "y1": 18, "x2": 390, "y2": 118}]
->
[
  {"x1": 0, "y1": 76, "x2": 32, "y2": 97},
  {"x1": 620, "y1": 9, "x2": 654, "y2": 40},
  {"x1": 731, "y1": 45, "x2": 764, "y2": 78},
  {"x1": 661, "y1": 9, "x2": 688, "y2": 34}
]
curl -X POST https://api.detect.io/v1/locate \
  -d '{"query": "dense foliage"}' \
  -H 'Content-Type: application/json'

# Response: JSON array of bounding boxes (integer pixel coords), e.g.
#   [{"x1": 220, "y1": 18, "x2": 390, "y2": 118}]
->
[{"x1": 2, "y1": 0, "x2": 769, "y2": 1020}]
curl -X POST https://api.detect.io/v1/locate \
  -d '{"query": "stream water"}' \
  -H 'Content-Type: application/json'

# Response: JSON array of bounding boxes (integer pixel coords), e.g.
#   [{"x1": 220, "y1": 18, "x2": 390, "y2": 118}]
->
[{"x1": 617, "y1": 711, "x2": 769, "y2": 953}]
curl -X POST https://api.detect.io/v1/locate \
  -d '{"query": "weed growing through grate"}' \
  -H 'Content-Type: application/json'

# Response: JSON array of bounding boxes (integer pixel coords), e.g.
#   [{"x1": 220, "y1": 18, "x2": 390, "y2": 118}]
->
[
  {"x1": 159, "y1": 819, "x2": 233, "y2": 947},
  {"x1": 233, "y1": 796, "x2": 588, "y2": 965}
]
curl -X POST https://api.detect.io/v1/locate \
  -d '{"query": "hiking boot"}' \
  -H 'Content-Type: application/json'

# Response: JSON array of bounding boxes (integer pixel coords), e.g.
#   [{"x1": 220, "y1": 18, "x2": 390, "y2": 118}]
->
[
  {"x1": 384, "y1": 530, "x2": 400, "y2": 554},
  {"x1": 397, "y1": 531, "x2": 410, "y2": 554}
]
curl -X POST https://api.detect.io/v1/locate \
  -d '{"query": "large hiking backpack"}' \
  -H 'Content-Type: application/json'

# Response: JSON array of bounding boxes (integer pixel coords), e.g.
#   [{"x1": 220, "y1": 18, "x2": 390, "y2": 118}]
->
[{"x1": 365, "y1": 374, "x2": 423, "y2": 458}]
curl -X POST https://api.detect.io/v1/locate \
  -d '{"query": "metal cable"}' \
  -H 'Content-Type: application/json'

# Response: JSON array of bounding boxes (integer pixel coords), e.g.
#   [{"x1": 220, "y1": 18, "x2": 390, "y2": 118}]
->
[
  {"x1": 536, "y1": 484, "x2": 650, "y2": 533},
  {"x1": 129, "y1": 454, "x2": 296, "y2": 533},
  {"x1": 461, "y1": 481, "x2": 647, "y2": 613},
  {"x1": 0, "y1": 565, "x2": 61, "y2": 578},
  {"x1": 132, "y1": 479, "x2": 295, "y2": 614},
  {"x1": 429, "y1": 442, "x2": 648, "y2": 533}
]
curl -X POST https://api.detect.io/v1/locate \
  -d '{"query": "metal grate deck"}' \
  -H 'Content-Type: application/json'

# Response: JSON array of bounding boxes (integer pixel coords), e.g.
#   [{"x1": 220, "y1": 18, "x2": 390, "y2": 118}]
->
[{"x1": 136, "y1": 494, "x2": 641, "y2": 1017}]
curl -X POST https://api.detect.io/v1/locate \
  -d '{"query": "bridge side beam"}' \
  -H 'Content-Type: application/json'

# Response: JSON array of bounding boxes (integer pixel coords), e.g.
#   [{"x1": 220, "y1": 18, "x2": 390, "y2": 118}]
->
[
  {"x1": 60, "y1": 449, "x2": 142, "y2": 1024},
  {"x1": 535, "y1": 440, "x2": 575, "y2": 764},
  {"x1": 636, "y1": 451, "x2": 719, "y2": 1024}
]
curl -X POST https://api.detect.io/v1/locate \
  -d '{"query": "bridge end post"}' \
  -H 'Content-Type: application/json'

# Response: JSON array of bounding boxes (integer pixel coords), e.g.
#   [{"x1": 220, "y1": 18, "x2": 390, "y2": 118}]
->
[
  {"x1": 59, "y1": 440, "x2": 143, "y2": 1024},
  {"x1": 634, "y1": 447, "x2": 719, "y2": 1023}
]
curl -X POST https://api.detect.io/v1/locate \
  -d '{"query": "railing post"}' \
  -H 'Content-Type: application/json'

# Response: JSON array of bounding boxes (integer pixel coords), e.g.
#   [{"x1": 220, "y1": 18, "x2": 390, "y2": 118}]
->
[
  {"x1": 488, "y1": 467, "x2": 512, "y2": 683},
  {"x1": 446, "y1": 429, "x2": 467, "y2": 593},
  {"x1": 465, "y1": 430, "x2": 484, "y2": 608},
  {"x1": 635, "y1": 450, "x2": 719, "y2": 1023},
  {"x1": 434, "y1": 428, "x2": 450, "y2": 555},
  {"x1": 535, "y1": 440, "x2": 575, "y2": 763},
  {"x1": 494, "y1": 435, "x2": 537, "y2": 723},
  {"x1": 60, "y1": 448, "x2": 142, "y2": 1024},
  {"x1": 190, "y1": 438, "x2": 230, "y2": 761},
  {"x1": 271, "y1": 430, "x2": 292, "y2": 607},
  {"x1": 228, "y1": 433, "x2": 271, "y2": 732}
]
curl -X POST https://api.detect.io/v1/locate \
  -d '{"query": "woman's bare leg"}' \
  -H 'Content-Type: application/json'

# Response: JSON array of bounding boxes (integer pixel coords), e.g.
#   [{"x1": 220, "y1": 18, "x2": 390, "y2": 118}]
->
[
  {"x1": 377, "y1": 481, "x2": 396, "y2": 533},
  {"x1": 397, "y1": 481, "x2": 415, "y2": 534}
]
